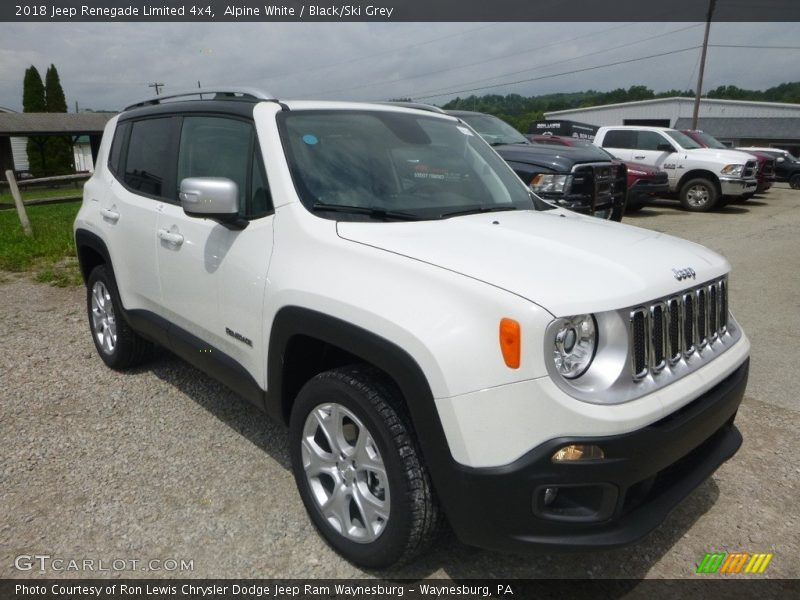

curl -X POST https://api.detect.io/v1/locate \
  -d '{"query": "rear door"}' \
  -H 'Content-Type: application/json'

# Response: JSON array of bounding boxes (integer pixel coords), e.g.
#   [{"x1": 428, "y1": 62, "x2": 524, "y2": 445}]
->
[
  {"x1": 101, "y1": 116, "x2": 178, "y2": 313},
  {"x1": 598, "y1": 129, "x2": 635, "y2": 162}
]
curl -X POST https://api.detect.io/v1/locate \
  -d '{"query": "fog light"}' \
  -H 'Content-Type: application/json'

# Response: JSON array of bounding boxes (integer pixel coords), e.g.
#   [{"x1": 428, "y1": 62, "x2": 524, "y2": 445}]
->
[{"x1": 552, "y1": 444, "x2": 604, "y2": 462}]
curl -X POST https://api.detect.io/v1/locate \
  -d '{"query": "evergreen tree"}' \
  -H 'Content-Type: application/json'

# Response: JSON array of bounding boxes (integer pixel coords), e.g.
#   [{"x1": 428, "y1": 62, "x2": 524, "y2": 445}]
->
[
  {"x1": 44, "y1": 64, "x2": 73, "y2": 175},
  {"x1": 22, "y1": 66, "x2": 48, "y2": 175}
]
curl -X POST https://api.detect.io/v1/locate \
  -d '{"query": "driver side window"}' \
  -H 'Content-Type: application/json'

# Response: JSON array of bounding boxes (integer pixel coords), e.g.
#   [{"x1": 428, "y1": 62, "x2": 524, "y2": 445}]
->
[{"x1": 177, "y1": 116, "x2": 273, "y2": 219}]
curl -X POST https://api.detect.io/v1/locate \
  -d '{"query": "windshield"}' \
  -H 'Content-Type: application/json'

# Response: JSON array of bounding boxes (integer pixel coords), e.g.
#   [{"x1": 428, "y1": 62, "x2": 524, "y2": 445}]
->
[
  {"x1": 453, "y1": 113, "x2": 530, "y2": 146},
  {"x1": 692, "y1": 131, "x2": 727, "y2": 149},
  {"x1": 665, "y1": 130, "x2": 702, "y2": 150},
  {"x1": 277, "y1": 110, "x2": 550, "y2": 221}
]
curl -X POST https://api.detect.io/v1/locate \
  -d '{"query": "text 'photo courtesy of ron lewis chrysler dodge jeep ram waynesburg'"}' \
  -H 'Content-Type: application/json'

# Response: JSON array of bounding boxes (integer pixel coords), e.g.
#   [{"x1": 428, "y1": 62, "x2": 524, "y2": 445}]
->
[{"x1": 74, "y1": 89, "x2": 750, "y2": 568}]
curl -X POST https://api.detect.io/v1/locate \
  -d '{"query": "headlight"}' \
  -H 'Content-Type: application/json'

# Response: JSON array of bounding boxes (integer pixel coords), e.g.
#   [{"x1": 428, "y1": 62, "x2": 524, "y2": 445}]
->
[
  {"x1": 721, "y1": 164, "x2": 744, "y2": 177},
  {"x1": 553, "y1": 314, "x2": 597, "y2": 379},
  {"x1": 627, "y1": 168, "x2": 649, "y2": 176},
  {"x1": 530, "y1": 174, "x2": 572, "y2": 194}
]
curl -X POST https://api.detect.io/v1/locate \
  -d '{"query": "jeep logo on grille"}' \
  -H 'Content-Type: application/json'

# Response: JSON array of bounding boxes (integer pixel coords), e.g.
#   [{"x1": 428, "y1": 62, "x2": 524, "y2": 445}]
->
[{"x1": 673, "y1": 267, "x2": 697, "y2": 281}]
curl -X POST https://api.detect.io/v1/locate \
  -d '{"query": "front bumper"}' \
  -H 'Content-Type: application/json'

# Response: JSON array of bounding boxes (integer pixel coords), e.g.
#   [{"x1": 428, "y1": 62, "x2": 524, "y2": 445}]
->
[
  {"x1": 720, "y1": 177, "x2": 757, "y2": 197},
  {"x1": 442, "y1": 359, "x2": 748, "y2": 553}
]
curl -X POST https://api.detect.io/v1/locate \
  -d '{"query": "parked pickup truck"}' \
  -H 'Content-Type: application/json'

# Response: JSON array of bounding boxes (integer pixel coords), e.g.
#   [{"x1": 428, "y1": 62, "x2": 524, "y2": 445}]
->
[
  {"x1": 448, "y1": 111, "x2": 627, "y2": 221},
  {"x1": 680, "y1": 130, "x2": 775, "y2": 197},
  {"x1": 594, "y1": 126, "x2": 758, "y2": 211},
  {"x1": 738, "y1": 147, "x2": 800, "y2": 189},
  {"x1": 529, "y1": 134, "x2": 669, "y2": 213}
]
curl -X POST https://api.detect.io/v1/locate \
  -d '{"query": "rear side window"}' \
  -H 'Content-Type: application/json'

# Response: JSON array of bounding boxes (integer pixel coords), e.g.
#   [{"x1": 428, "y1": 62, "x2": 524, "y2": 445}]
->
[
  {"x1": 602, "y1": 130, "x2": 636, "y2": 149},
  {"x1": 123, "y1": 118, "x2": 175, "y2": 199},
  {"x1": 177, "y1": 116, "x2": 272, "y2": 219},
  {"x1": 107, "y1": 121, "x2": 130, "y2": 175}
]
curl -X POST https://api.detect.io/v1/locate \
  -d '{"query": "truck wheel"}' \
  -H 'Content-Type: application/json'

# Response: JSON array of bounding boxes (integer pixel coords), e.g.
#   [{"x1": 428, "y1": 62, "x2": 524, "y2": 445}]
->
[
  {"x1": 86, "y1": 265, "x2": 153, "y2": 369},
  {"x1": 790, "y1": 174, "x2": 800, "y2": 189},
  {"x1": 625, "y1": 200, "x2": 645, "y2": 213},
  {"x1": 289, "y1": 365, "x2": 441, "y2": 568},
  {"x1": 679, "y1": 178, "x2": 718, "y2": 212}
]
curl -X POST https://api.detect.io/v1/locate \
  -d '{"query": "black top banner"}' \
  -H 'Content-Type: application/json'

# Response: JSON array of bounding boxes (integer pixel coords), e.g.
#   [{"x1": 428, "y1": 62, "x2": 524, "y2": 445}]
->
[{"x1": 4, "y1": 0, "x2": 800, "y2": 22}]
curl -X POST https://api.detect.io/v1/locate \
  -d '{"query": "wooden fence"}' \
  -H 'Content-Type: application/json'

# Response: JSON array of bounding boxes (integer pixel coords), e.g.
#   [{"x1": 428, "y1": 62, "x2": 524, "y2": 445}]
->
[{"x1": 2, "y1": 171, "x2": 90, "y2": 236}]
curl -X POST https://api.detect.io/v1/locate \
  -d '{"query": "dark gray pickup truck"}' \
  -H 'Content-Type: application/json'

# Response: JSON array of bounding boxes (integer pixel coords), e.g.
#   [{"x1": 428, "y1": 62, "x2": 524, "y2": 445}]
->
[{"x1": 448, "y1": 111, "x2": 627, "y2": 221}]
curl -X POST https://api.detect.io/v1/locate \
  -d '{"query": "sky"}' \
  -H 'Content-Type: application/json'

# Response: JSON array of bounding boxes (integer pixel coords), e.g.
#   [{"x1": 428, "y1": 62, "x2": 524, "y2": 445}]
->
[{"x1": 0, "y1": 21, "x2": 798, "y2": 112}]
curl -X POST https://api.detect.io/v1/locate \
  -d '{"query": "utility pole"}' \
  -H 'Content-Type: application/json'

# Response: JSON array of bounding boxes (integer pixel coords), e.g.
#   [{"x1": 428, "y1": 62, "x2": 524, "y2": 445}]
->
[
  {"x1": 692, "y1": 0, "x2": 716, "y2": 130},
  {"x1": 148, "y1": 82, "x2": 165, "y2": 95}
]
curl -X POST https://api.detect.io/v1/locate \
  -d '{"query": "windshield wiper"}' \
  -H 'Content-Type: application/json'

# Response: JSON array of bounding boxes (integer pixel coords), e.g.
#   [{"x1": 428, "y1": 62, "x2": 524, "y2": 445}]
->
[
  {"x1": 438, "y1": 205, "x2": 518, "y2": 219},
  {"x1": 311, "y1": 202, "x2": 420, "y2": 221}
]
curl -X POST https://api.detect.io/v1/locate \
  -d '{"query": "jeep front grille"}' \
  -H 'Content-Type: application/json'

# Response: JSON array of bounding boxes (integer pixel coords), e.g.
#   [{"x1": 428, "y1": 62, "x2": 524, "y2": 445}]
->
[{"x1": 629, "y1": 277, "x2": 729, "y2": 380}]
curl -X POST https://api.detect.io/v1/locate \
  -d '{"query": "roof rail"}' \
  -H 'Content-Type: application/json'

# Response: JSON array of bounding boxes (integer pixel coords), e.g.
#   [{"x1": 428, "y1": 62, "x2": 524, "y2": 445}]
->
[{"x1": 123, "y1": 87, "x2": 275, "y2": 111}]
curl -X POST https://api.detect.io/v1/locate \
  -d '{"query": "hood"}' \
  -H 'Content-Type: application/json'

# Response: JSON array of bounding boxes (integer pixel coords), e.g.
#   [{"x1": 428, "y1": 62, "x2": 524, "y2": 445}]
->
[
  {"x1": 686, "y1": 147, "x2": 757, "y2": 165},
  {"x1": 496, "y1": 143, "x2": 612, "y2": 172},
  {"x1": 336, "y1": 210, "x2": 728, "y2": 316}
]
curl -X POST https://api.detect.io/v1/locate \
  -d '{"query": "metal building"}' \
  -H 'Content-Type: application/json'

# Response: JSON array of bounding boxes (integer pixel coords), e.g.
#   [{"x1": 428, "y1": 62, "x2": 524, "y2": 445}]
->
[{"x1": 544, "y1": 97, "x2": 800, "y2": 155}]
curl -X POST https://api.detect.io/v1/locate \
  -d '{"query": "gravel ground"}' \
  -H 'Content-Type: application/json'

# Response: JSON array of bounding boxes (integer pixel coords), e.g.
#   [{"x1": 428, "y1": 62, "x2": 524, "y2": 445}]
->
[{"x1": 2, "y1": 186, "x2": 799, "y2": 580}]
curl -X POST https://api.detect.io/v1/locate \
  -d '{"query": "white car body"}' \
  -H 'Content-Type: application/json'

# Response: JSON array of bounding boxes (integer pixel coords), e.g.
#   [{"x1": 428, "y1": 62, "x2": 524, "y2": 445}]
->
[{"x1": 74, "y1": 93, "x2": 751, "y2": 557}]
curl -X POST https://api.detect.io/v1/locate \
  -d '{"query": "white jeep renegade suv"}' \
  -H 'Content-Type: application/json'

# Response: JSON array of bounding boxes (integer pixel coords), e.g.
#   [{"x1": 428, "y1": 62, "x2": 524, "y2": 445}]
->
[{"x1": 74, "y1": 89, "x2": 750, "y2": 568}]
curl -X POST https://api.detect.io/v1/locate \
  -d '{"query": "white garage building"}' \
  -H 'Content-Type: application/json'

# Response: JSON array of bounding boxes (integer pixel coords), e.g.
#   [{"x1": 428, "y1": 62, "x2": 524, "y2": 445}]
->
[{"x1": 544, "y1": 97, "x2": 800, "y2": 155}]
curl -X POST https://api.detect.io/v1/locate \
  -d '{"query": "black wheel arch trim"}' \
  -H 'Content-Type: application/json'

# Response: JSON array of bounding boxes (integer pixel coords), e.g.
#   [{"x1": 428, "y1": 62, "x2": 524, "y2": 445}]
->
[
  {"x1": 267, "y1": 306, "x2": 467, "y2": 524},
  {"x1": 75, "y1": 228, "x2": 113, "y2": 285}
]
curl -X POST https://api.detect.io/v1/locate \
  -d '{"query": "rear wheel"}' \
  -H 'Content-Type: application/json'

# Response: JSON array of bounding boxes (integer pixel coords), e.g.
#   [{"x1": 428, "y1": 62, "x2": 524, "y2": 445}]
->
[
  {"x1": 679, "y1": 178, "x2": 718, "y2": 212},
  {"x1": 86, "y1": 265, "x2": 153, "y2": 369},
  {"x1": 289, "y1": 365, "x2": 441, "y2": 568}
]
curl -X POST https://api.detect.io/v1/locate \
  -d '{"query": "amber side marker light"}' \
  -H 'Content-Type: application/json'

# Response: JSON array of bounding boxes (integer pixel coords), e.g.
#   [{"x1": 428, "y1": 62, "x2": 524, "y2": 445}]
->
[
  {"x1": 499, "y1": 318, "x2": 521, "y2": 369},
  {"x1": 552, "y1": 444, "x2": 605, "y2": 462}
]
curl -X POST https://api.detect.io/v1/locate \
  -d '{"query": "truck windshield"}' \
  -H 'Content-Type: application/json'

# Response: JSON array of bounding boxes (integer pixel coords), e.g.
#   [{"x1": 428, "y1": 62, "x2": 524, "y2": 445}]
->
[
  {"x1": 665, "y1": 130, "x2": 702, "y2": 150},
  {"x1": 692, "y1": 131, "x2": 727, "y2": 149},
  {"x1": 278, "y1": 110, "x2": 550, "y2": 221},
  {"x1": 452, "y1": 114, "x2": 530, "y2": 146}
]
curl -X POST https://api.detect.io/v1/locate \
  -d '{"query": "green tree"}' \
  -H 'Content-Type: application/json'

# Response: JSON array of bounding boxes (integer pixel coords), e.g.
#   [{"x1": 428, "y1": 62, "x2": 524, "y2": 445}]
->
[
  {"x1": 22, "y1": 66, "x2": 48, "y2": 176},
  {"x1": 44, "y1": 64, "x2": 73, "y2": 175}
]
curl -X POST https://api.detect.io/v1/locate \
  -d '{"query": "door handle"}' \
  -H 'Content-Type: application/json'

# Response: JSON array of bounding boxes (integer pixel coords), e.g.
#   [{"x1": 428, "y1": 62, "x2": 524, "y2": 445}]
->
[
  {"x1": 100, "y1": 208, "x2": 120, "y2": 222},
  {"x1": 157, "y1": 228, "x2": 184, "y2": 246},
  {"x1": 634, "y1": 155, "x2": 646, "y2": 160}
]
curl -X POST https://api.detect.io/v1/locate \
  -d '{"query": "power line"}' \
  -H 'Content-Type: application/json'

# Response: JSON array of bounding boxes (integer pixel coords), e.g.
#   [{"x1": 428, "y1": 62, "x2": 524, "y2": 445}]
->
[
  {"x1": 709, "y1": 44, "x2": 800, "y2": 49},
  {"x1": 263, "y1": 23, "x2": 504, "y2": 84},
  {"x1": 412, "y1": 46, "x2": 702, "y2": 101},
  {"x1": 310, "y1": 22, "x2": 642, "y2": 97},
  {"x1": 356, "y1": 23, "x2": 701, "y2": 102}
]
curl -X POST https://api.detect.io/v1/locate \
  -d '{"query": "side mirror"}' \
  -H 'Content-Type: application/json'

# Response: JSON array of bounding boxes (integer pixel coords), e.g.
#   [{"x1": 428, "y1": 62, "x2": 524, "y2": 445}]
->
[
  {"x1": 657, "y1": 143, "x2": 675, "y2": 153},
  {"x1": 179, "y1": 177, "x2": 244, "y2": 227}
]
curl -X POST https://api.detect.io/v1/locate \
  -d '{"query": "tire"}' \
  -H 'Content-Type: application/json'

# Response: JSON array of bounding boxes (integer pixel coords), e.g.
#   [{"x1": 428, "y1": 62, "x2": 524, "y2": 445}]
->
[
  {"x1": 86, "y1": 265, "x2": 153, "y2": 369},
  {"x1": 679, "y1": 178, "x2": 718, "y2": 212},
  {"x1": 289, "y1": 365, "x2": 441, "y2": 568},
  {"x1": 610, "y1": 203, "x2": 624, "y2": 222},
  {"x1": 732, "y1": 192, "x2": 754, "y2": 205},
  {"x1": 790, "y1": 174, "x2": 800, "y2": 190},
  {"x1": 624, "y1": 199, "x2": 645, "y2": 214}
]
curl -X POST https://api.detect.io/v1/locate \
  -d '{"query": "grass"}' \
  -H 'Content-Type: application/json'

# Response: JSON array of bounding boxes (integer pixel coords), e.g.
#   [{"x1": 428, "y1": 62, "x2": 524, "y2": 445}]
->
[{"x1": 0, "y1": 201, "x2": 82, "y2": 286}]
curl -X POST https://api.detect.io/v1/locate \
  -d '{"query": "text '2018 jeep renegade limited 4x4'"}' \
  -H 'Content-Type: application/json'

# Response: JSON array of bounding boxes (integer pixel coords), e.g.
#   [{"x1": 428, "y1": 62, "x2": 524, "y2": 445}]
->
[{"x1": 74, "y1": 89, "x2": 750, "y2": 568}]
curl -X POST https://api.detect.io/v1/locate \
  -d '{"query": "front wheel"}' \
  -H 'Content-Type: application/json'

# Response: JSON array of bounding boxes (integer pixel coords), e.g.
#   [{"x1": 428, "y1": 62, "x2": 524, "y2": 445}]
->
[
  {"x1": 289, "y1": 365, "x2": 441, "y2": 568},
  {"x1": 679, "y1": 178, "x2": 718, "y2": 212}
]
